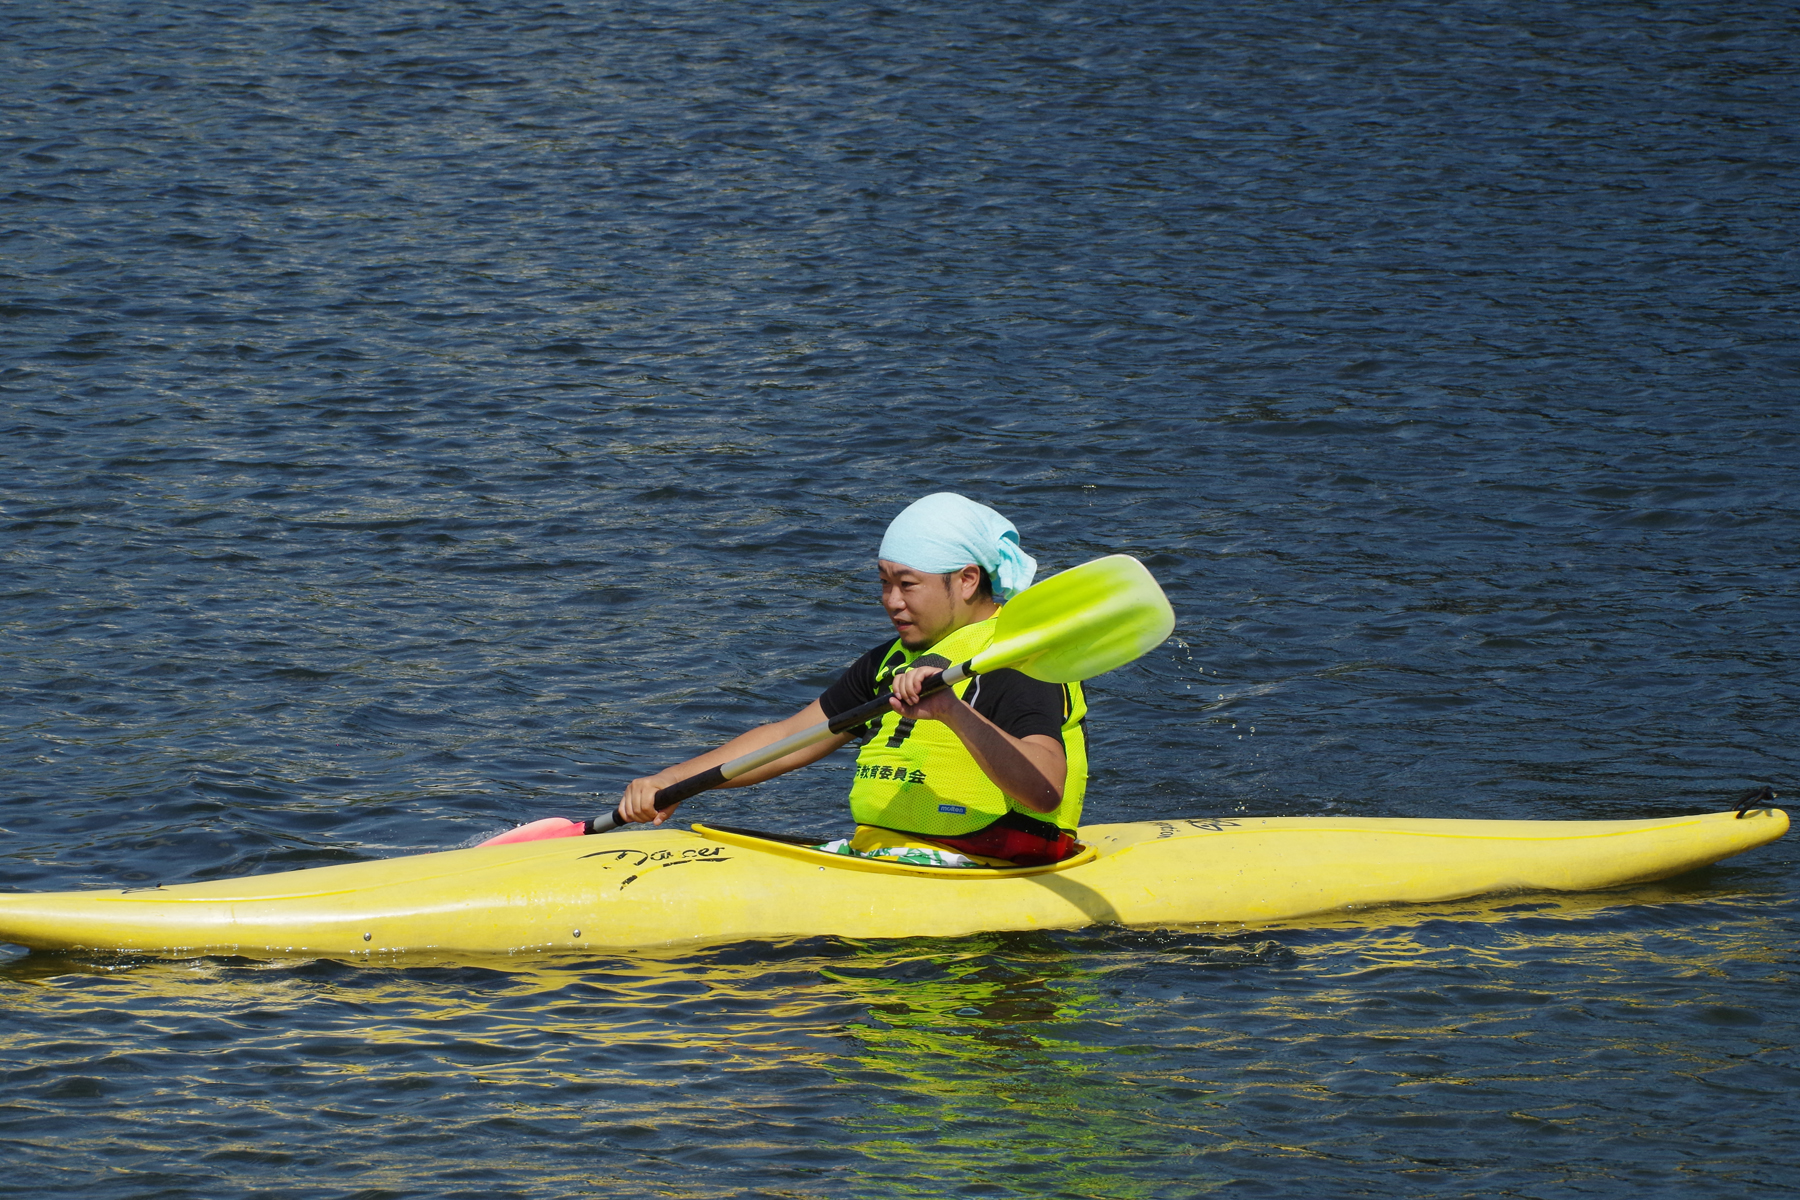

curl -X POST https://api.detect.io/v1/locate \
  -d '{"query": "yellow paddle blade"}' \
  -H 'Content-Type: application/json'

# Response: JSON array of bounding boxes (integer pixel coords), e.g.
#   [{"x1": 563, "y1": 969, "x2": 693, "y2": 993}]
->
[{"x1": 970, "y1": 554, "x2": 1176, "y2": 683}]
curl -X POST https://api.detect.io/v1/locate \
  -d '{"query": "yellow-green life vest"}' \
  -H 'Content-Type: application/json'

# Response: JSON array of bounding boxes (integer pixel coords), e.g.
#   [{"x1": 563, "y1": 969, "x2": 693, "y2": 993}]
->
[{"x1": 846, "y1": 616, "x2": 1088, "y2": 836}]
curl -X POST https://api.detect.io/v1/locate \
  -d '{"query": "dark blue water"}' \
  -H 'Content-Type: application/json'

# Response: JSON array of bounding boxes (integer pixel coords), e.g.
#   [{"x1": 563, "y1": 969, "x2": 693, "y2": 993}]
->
[{"x1": 4, "y1": 1, "x2": 1797, "y2": 1196}]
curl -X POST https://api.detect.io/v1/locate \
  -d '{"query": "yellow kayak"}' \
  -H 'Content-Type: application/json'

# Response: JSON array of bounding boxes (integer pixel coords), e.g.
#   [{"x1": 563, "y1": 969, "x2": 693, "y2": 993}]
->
[{"x1": 0, "y1": 807, "x2": 1785, "y2": 957}]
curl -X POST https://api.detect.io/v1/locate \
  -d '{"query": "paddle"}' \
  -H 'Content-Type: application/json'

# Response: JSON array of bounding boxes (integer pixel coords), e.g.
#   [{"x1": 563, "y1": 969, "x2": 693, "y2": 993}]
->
[{"x1": 480, "y1": 554, "x2": 1175, "y2": 844}]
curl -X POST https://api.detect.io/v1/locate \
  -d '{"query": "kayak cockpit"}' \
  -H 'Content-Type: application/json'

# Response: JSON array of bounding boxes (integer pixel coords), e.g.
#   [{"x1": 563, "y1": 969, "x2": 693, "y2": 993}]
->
[{"x1": 691, "y1": 823, "x2": 1099, "y2": 878}]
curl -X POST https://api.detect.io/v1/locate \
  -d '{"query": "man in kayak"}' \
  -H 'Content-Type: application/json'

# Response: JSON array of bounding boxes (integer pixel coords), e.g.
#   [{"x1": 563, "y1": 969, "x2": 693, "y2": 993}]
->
[{"x1": 617, "y1": 492, "x2": 1088, "y2": 865}]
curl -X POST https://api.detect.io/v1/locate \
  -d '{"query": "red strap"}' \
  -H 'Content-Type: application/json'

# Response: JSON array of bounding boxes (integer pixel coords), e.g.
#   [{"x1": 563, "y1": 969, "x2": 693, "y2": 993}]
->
[{"x1": 925, "y1": 823, "x2": 1079, "y2": 867}]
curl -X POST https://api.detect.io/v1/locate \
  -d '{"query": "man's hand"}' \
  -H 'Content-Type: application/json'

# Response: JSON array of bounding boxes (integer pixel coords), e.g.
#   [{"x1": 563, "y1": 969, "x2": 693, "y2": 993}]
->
[
  {"x1": 889, "y1": 665, "x2": 958, "y2": 721},
  {"x1": 619, "y1": 772, "x2": 682, "y2": 825}
]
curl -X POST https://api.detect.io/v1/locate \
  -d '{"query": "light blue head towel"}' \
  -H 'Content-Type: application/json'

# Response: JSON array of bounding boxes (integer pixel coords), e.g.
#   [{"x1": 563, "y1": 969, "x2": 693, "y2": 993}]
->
[{"x1": 878, "y1": 493, "x2": 1038, "y2": 601}]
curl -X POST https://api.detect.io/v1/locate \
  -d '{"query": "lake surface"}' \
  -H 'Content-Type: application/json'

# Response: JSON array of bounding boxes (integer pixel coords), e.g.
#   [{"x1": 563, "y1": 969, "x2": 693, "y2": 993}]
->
[{"x1": 3, "y1": 1, "x2": 1796, "y2": 1196}]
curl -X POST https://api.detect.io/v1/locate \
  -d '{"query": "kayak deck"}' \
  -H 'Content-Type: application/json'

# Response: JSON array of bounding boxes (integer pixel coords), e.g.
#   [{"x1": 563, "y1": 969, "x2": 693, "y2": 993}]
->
[{"x1": 0, "y1": 807, "x2": 1786, "y2": 957}]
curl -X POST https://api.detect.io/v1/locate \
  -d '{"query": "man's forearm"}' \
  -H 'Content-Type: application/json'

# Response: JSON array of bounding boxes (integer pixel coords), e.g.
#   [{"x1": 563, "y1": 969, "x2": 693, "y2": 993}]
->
[
  {"x1": 651, "y1": 702, "x2": 844, "y2": 790},
  {"x1": 941, "y1": 702, "x2": 1066, "y2": 813}
]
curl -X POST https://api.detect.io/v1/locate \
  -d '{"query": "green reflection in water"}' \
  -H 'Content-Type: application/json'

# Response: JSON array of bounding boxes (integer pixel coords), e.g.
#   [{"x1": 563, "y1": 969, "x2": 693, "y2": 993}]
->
[{"x1": 815, "y1": 932, "x2": 1250, "y2": 1197}]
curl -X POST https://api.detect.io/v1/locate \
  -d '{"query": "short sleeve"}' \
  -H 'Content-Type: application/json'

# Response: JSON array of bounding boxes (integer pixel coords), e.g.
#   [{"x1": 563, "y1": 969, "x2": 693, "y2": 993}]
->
[
  {"x1": 818, "y1": 641, "x2": 902, "y2": 722},
  {"x1": 965, "y1": 669, "x2": 1067, "y2": 744}
]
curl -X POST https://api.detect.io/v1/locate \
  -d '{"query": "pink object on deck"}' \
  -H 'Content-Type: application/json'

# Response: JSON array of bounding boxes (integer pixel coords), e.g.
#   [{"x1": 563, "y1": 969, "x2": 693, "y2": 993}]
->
[{"x1": 478, "y1": 817, "x2": 586, "y2": 846}]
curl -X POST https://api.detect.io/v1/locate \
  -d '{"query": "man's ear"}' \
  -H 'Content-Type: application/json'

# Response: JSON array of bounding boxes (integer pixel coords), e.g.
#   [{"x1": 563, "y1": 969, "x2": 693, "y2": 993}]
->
[{"x1": 958, "y1": 563, "x2": 984, "y2": 604}]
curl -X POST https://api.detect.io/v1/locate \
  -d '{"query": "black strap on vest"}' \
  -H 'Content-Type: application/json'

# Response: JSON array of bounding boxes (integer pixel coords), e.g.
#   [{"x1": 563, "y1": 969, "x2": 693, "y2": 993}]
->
[
  {"x1": 874, "y1": 652, "x2": 949, "y2": 746},
  {"x1": 986, "y1": 809, "x2": 1070, "y2": 840}
]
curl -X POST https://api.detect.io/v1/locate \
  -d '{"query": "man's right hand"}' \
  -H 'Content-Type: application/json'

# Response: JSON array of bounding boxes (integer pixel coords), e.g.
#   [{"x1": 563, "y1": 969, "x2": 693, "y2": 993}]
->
[{"x1": 618, "y1": 772, "x2": 681, "y2": 825}]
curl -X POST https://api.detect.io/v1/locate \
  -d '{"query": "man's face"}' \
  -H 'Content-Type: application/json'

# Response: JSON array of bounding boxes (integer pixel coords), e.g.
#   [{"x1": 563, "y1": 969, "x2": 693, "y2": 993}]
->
[{"x1": 878, "y1": 559, "x2": 966, "y2": 650}]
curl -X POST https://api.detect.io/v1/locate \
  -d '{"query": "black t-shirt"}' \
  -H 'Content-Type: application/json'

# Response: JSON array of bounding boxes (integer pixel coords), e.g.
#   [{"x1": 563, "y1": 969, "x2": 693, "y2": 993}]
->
[{"x1": 818, "y1": 639, "x2": 1068, "y2": 744}]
